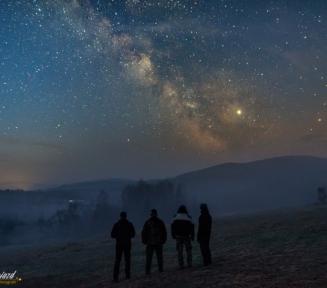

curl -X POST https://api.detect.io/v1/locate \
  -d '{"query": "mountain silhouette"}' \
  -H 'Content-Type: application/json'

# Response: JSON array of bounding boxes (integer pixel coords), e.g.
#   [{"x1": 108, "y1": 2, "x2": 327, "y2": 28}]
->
[{"x1": 174, "y1": 155, "x2": 327, "y2": 215}]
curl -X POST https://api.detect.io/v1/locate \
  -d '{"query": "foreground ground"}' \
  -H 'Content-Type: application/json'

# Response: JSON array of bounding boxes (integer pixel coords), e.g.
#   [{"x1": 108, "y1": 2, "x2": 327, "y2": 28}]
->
[{"x1": 1, "y1": 205, "x2": 327, "y2": 287}]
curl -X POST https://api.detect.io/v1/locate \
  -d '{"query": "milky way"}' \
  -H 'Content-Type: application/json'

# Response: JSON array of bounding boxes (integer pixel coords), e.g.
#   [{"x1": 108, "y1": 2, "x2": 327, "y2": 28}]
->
[{"x1": 0, "y1": 0, "x2": 326, "y2": 188}]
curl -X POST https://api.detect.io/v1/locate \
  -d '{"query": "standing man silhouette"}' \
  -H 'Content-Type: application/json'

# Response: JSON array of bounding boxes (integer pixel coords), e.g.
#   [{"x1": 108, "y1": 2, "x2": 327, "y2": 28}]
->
[
  {"x1": 111, "y1": 211, "x2": 135, "y2": 282},
  {"x1": 171, "y1": 205, "x2": 194, "y2": 268},
  {"x1": 142, "y1": 209, "x2": 167, "y2": 275},
  {"x1": 197, "y1": 203, "x2": 212, "y2": 266}
]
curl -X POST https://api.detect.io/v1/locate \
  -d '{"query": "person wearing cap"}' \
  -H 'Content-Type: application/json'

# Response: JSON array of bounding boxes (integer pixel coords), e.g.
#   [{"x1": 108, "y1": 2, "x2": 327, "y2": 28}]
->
[
  {"x1": 171, "y1": 205, "x2": 194, "y2": 268},
  {"x1": 142, "y1": 209, "x2": 167, "y2": 275},
  {"x1": 197, "y1": 203, "x2": 212, "y2": 266},
  {"x1": 111, "y1": 211, "x2": 136, "y2": 282}
]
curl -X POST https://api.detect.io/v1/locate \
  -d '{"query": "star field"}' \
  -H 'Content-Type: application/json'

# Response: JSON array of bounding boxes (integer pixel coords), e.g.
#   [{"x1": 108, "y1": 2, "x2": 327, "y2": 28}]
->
[{"x1": 0, "y1": 0, "x2": 326, "y2": 188}]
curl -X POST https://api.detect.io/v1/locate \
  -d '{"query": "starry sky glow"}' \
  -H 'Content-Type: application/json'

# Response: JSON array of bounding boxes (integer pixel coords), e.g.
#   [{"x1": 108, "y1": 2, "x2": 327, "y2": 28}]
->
[{"x1": 1, "y1": 0, "x2": 326, "y2": 189}]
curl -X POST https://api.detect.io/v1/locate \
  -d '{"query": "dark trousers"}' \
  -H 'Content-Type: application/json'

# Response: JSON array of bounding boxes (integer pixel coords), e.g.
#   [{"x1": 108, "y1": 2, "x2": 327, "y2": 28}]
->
[
  {"x1": 176, "y1": 238, "x2": 192, "y2": 267},
  {"x1": 113, "y1": 242, "x2": 131, "y2": 281},
  {"x1": 146, "y1": 245, "x2": 163, "y2": 274},
  {"x1": 199, "y1": 239, "x2": 212, "y2": 266}
]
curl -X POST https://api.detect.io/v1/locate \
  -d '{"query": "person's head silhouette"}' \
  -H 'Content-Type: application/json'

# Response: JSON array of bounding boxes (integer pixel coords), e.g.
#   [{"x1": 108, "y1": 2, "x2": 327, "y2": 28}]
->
[
  {"x1": 200, "y1": 203, "x2": 209, "y2": 214},
  {"x1": 177, "y1": 205, "x2": 188, "y2": 214},
  {"x1": 120, "y1": 211, "x2": 127, "y2": 219},
  {"x1": 151, "y1": 209, "x2": 158, "y2": 217}
]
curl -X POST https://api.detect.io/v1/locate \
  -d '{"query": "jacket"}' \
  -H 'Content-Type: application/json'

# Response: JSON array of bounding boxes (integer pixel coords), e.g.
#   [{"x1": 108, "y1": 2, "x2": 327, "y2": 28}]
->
[
  {"x1": 171, "y1": 213, "x2": 194, "y2": 240},
  {"x1": 197, "y1": 212, "x2": 212, "y2": 242},
  {"x1": 142, "y1": 216, "x2": 167, "y2": 245},
  {"x1": 111, "y1": 219, "x2": 135, "y2": 245}
]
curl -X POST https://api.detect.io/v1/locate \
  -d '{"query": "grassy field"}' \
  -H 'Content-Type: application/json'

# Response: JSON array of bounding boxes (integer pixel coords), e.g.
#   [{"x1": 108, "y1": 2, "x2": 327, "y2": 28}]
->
[{"x1": 1, "y1": 205, "x2": 327, "y2": 287}]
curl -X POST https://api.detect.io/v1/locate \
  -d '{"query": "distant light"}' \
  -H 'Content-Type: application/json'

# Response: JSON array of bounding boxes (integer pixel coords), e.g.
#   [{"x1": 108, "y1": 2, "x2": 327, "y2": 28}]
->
[{"x1": 236, "y1": 109, "x2": 243, "y2": 116}]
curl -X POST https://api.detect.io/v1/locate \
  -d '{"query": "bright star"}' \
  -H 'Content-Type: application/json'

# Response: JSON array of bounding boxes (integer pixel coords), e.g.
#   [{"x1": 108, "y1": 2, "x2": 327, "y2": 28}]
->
[{"x1": 236, "y1": 109, "x2": 243, "y2": 116}]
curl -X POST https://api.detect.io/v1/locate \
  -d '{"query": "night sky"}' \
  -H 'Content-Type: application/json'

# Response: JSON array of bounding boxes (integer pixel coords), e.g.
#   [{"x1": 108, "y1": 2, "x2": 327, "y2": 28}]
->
[{"x1": 0, "y1": 0, "x2": 326, "y2": 189}]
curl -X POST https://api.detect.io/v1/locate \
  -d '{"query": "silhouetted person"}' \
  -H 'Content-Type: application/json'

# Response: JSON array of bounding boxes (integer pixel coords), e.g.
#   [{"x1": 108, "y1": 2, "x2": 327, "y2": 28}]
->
[
  {"x1": 171, "y1": 205, "x2": 194, "y2": 268},
  {"x1": 111, "y1": 211, "x2": 135, "y2": 282},
  {"x1": 197, "y1": 203, "x2": 212, "y2": 266},
  {"x1": 142, "y1": 209, "x2": 167, "y2": 274}
]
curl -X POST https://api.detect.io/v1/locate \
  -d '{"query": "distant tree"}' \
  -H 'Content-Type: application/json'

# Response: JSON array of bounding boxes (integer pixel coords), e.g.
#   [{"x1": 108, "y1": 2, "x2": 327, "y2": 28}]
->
[
  {"x1": 317, "y1": 186, "x2": 327, "y2": 205},
  {"x1": 175, "y1": 183, "x2": 184, "y2": 208},
  {"x1": 92, "y1": 190, "x2": 113, "y2": 230},
  {"x1": 0, "y1": 218, "x2": 24, "y2": 246},
  {"x1": 122, "y1": 179, "x2": 177, "y2": 225},
  {"x1": 122, "y1": 180, "x2": 152, "y2": 225},
  {"x1": 37, "y1": 216, "x2": 47, "y2": 233},
  {"x1": 50, "y1": 201, "x2": 81, "y2": 229},
  {"x1": 67, "y1": 200, "x2": 80, "y2": 224},
  {"x1": 95, "y1": 190, "x2": 110, "y2": 211}
]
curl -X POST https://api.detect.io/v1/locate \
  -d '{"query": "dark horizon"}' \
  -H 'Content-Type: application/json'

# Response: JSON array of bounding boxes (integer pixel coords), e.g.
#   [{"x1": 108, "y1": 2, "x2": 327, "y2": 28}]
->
[{"x1": 1, "y1": 153, "x2": 326, "y2": 191}]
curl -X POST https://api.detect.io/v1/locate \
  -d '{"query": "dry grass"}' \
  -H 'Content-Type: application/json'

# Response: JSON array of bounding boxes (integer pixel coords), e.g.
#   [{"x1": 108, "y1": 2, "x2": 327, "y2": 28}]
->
[{"x1": 1, "y1": 205, "x2": 327, "y2": 288}]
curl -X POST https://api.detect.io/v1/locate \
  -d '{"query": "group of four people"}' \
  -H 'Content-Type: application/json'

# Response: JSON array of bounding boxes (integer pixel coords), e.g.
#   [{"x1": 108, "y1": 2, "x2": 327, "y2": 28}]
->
[{"x1": 111, "y1": 204, "x2": 212, "y2": 283}]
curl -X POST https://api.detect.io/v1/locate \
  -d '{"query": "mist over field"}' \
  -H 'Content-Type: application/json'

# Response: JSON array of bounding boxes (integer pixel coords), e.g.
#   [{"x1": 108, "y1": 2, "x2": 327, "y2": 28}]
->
[{"x1": 1, "y1": 155, "x2": 326, "y2": 247}]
